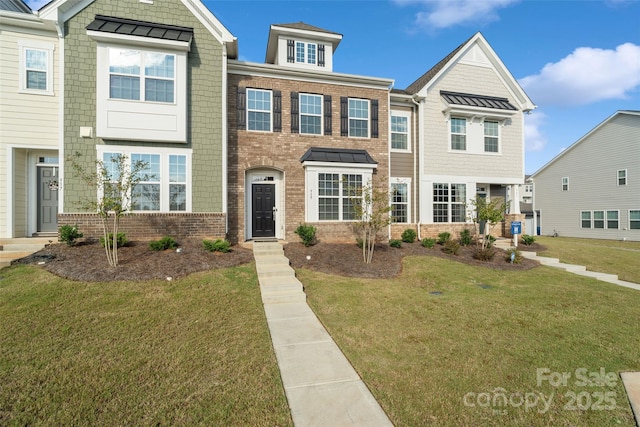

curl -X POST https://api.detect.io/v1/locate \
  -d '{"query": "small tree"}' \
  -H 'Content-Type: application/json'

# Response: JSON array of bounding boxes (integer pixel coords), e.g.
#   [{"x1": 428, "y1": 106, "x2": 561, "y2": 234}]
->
[
  {"x1": 68, "y1": 152, "x2": 149, "y2": 267},
  {"x1": 467, "y1": 196, "x2": 507, "y2": 251},
  {"x1": 346, "y1": 179, "x2": 393, "y2": 264}
]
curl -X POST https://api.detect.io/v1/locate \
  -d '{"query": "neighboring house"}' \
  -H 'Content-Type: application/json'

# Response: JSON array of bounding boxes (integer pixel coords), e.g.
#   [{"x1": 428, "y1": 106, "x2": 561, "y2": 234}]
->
[
  {"x1": 519, "y1": 175, "x2": 539, "y2": 235},
  {"x1": 531, "y1": 111, "x2": 640, "y2": 241},
  {"x1": 38, "y1": 0, "x2": 237, "y2": 240},
  {"x1": 0, "y1": 0, "x2": 60, "y2": 238},
  {"x1": 389, "y1": 32, "x2": 536, "y2": 239},
  {"x1": 227, "y1": 22, "x2": 393, "y2": 243}
]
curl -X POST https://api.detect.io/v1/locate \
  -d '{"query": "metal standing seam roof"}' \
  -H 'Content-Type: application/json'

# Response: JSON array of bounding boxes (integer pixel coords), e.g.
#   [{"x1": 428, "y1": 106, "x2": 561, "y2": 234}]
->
[
  {"x1": 441, "y1": 91, "x2": 517, "y2": 111},
  {"x1": 300, "y1": 147, "x2": 377, "y2": 164},
  {"x1": 86, "y1": 15, "x2": 194, "y2": 43}
]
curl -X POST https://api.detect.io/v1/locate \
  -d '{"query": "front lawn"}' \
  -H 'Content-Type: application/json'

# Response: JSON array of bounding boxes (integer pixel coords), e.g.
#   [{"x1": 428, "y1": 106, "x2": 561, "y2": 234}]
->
[
  {"x1": 301, "y1": 256, "x2": 640, "y2": 426},
  {"x1": 0, "y1": 265, "x2": 292, "y2": 426}
]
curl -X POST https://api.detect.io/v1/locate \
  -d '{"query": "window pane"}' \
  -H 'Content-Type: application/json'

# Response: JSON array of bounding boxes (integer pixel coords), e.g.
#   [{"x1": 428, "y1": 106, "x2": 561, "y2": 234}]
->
[
  {"x1": 110, "y1": 75, "x2": 140, "y2": 100},
  {"x1": 581, "y1": 211, "x2": 591, "y2": 228},
  {"x1": 433, "y1": 204, "x2": 448, "y2": 223},
  {"x1": 451, "y1": 204, "x2": 466, "y2": 223},
  {"x1": 593, "y1": 211, "x2": 605, "y2": 229},
  {"x1": 349, "y1": 99, "x2": 368, "y2": 119},
  {"x1": 391, "y1": 116, "x2": 408, "y2": 150},
  {"x1": 391, "y1": 183, "x2": 408, "y2": 223},
  {"x1": 607, "y1": 211, "x2": 618, "y2": 229},
  {"x1": 145, "y1": 78, "x2": 174, "y2": 103},
  {"x1": 132, "y1": 184, "x2": 160, "y2": 211},
  {"x1": 307, "y1": 43, "x2": 316, "y2": 64},
  {"x1": 301, "y1": 116, "x2": 322, "y2": 135},
  {"x1": 300, "y1": 94, "x2": 322, "y2": 135},
  {"x1": 618, "y1": 170, "x2": 627, "y2": 185},
  {"x1": 451, "y1": 184, "x2": 466, "y2": 203},
  {"x1": 318, "y1": 198, "x2": 339, "y2": 220},
  {"x1": 296, "y1": 42, "x2": 305, "y2": 63},
  {"x1": 451, "y1": 118, "x2": 466, "y2": 150},
  {"x1": 342, "y1": 174, "x2": 362, "y2": 221},
  {"x1": 248, "y1": 111, "x2": 271, "y2": 131},
  {"x1": 132, "y1": 154, "x2": 160, "y2": 181},
  {"x1": 630, "y1": 210, "x2": 640, "y2": 229},
  {"x1": 247, "y1": 89, "x2": 271, "y2": 131},
  {"x1": 26, "y1": 49, "x2": 47, "y2": 70},
  {"x1": 103, "y1": 153, "x2": 121, "y2": 181},
  {"x1": 26, "y1": 70, "x2": 47, "y2": 90},
  {"x1": 484, "y1": 123, "x2": 499, "y2": 152},
  {"x1": 169, "y1": 184, "x2": 186, "y2": 211},
  {"x1": 145, "y1": 53, "x2": 174, "y2": 78},
  {"x1": 109, "y1": 48, "x2": 140, "y2": 75},
  {"x1": 169, "y1": 155, "x2": 186, "y2": 183},
  {"x1": 318, "y1": 173, "x2": 339, "y2": 196},
  {"x1": 392, "y1": 133, "x2": 408, "y2": 150}
]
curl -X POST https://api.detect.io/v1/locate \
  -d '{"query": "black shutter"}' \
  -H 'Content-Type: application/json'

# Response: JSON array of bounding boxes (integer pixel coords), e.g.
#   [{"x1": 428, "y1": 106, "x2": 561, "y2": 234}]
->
[
  {"x1": 290, "y1": 92, "x2": 299, "y2": 134},
  {"x1": 273, "y1": 90, "x2": 282, "y2": 132},
  {"x1": 287, "y1": 39, "x2": 295, "y2": 63},
  {"x1": 318, "y1": 44, "x2": 325, "y2": 67},
  {"x1": 371, "y1": 99, "x2": 379, "y2": 138},
  {"x1": 340, "y1": 97, "x2": 348, "y2": 137},
  {"x1": 324, "y1": 95, "x2": 332, "y2": 135},
  {"x1": 237, "y1": 86, "x2": 246, "y2": 130}
]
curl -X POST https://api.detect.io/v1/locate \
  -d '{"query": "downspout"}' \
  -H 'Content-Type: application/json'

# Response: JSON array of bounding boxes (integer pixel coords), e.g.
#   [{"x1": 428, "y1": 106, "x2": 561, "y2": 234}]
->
[
  {"x1": 387, "y1": 84, "x2": 393, "y2": 240},
  {"x1": 531, "y1": 178, "x2": 537, "y2": 236},
  {"x1": 221, "y1": 43, "x2": 229, "y2": 236},
  {"x1": 411, "y1": 96, "x2": 424, "y2": 240},
  {"x1": 55, "y1": 15, "x2": 65, "y2": 228}
]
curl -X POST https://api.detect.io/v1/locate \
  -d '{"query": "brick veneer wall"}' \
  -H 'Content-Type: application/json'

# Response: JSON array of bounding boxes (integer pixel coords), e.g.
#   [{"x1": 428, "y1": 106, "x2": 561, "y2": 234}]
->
[
  {"x1": 58, "y1": 213, "x2": 226, "y2": 241},
  {"x1": 227, "y1": 73, "x2": 390, "y2": 244},
  {"x1": 391, "y1": 222, "x2": 513, "y2": 240}
]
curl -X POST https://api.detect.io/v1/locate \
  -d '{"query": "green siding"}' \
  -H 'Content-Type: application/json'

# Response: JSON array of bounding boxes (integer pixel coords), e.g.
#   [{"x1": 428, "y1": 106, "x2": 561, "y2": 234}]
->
[{"x1": 63, "y1": 0, "x2": 225, "y2": 212}]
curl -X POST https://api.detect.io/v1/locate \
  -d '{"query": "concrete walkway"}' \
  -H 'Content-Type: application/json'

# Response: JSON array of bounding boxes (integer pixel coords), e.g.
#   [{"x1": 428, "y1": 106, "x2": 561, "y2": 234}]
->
[
  {"x1": 494, "y1": 240, "x2": 640, "y2": 291},
  {"x1": 252, "y1": 241, "x2": 393, "y2": 427},
  {"x1": 0, "y1": 237, "x2": 53, "y2": 269},
  {"x1": 621, "y1": 372, "x2": 640, "y2": 426}
]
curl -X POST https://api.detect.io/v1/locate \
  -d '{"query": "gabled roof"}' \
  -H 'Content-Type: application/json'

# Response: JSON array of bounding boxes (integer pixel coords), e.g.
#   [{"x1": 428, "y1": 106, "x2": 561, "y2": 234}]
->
[
  {"x1": 86, "y1": 15, "x2": 193, "y2": 43},
  {"x1": 0, "y1": 0, "x2": 31, "y2": 13},
  {"x1": 531, "y1": 110, "x2": 640, "y2": 178},
  {"x1": 404, "y1": 32, "x2": 535, "y2": 112},
  {"x1": 300, "y1": 147, "x2": 377, "y2": 165},
  {"x1": 272, "y1": 22, "x2": 342, "y2": 37},
  {"x1": 441, "y1": 91, "x2": 517, "y2": 111}
]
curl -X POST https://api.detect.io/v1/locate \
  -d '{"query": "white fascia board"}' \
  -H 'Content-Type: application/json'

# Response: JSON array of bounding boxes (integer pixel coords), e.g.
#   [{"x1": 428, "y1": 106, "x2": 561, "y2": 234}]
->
[
  {"x1": 38, "y1": 0, "x2": 93, "y2": 22},
  {"x1": 87, "y1": 30, "x2": 191, "y2": 51},
  {"x1": 229, "y1": 60, "x2": 393, "y2": 90},
  {"x1": 442, "y1": 104, "x2": 517, "y2": 120},
  {"x1": 180, "y1": 0, "x2": 237, "y2": 57},
  {"x1": 269, "y1": 25, "x2": 342, "y2": 46}
]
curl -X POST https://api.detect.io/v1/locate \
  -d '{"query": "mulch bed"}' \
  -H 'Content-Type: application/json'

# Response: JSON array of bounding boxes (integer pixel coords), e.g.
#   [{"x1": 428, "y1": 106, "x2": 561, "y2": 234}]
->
[{"x1": 12, "y1": 238, "x2": 540, "y2": 282}]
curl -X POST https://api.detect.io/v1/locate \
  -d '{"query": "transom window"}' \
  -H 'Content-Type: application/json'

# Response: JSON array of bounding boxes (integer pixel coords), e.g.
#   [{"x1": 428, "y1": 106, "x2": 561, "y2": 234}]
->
[
  {"x1": 348, "y1": 99, "x2": 369, "y2": 138},
  {"x1": 295, "y1": 41, "x2": 317, "y2": 65},
  {"x1": 562, "y1": 177, "x2": 569, "y2": 191},
  {"x1": 450, "y1": 118, "x2": 466, "y2": 150},
  {"x1": 484, "y1": 121, "x2": 499, "y2": 152},
  {"x1": 630, "y1": 210, "x2": 640, "y2": 230},
  {"x1": 433, "y1": 183, "x2": 466, "y2": 223},
  {"x1": 318, "y1": 173, "x2": 363, "y2": 221},
  {"x1": 391, "y1": 115, "x2": 409, "y2": 151},
  {"x1": 300, "y1": 94, "x2": 322, "y2": 135},
  {"x1": 108, "y1": 48, "x2": 175, "y2": 103},
  {"x1": 247, "y1": 88, "x2": 272, "y2": 132},
  {"x1": 618, "y1": 169, "x2": 627, "y2": 186},
  {"x1": 391, "y1": 180, "x2": 410, "y2": 223}
]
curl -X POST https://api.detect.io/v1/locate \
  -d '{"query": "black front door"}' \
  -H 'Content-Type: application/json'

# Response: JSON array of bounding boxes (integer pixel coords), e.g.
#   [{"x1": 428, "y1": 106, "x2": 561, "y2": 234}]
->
[{"x1": 252, "y1": 184, "x2": 275, "y2": 238}]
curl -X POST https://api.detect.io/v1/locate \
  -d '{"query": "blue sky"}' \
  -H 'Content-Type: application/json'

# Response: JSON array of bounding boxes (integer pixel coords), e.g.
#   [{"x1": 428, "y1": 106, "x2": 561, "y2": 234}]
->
[{"x1": 27, "y1": 0, "x2": 640, "y2": 174}]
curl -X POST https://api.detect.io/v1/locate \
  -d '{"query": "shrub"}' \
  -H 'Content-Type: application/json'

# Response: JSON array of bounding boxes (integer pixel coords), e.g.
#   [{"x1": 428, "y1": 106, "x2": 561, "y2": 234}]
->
[
  {"x1": 355, "y1": 238, "x2": 364, "y2": 249},
  {"x1": 459, "y1": 228, "x2": 473, "y2": 246},
  {"x1": 203, "y1": 239, "x2": 231, "y2": 253},
  {"x1": 442, "y1": 239, "x2": 460, "y2": 255},
  {"x1": 59, "y1": 224, "x2": 83, "y2": 246},
  {"x1": 421, "y1": 238, "x2": 436, "y2": 248},
  {"x1": 486, "y1": 235, "x2": 497, "y2": 248},
  {"x1": 505, "y1": 248, "x2": 523, "y2": 264},
  {"x1": 100, "y1": 232, "x2": 128, "y2": 248},
  {"x1": 149, "y1": 236, "x2": 178, "y2": 251},
  {"x1": 521, "y1": 234, "x2": 536, "y2": 246},
  {"x1": 401, "y1": 229, "x2": 417, "y2": 243},
  {"x1": 437, "y1": 232, "x2": 451, "y2": 245},
  {"x1": 473, "y1": 247, "x2": 496, "y2": 261},
  {"x1": 294, "y1": 224, "x2": 317, "y2": 247},
  {"x1": 389, "y1": 239, "x2": 402, "y2": 248}
]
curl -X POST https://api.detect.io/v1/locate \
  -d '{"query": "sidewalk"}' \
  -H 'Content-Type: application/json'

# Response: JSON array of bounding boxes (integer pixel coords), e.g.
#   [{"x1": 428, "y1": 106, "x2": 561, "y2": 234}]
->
[{"x1": 252, "y1": 241, "x2": 392, "y2": 427}]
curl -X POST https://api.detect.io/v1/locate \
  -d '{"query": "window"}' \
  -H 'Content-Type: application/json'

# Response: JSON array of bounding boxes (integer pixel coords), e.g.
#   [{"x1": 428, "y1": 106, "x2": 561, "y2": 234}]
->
[
  {"x1": 607, "y1": 210, "x2": 619, "y2": 229},
  {"x1": 391, "y1": 180, "x2": 410, "y2": 223},
  {"x1": 300, "y1": 94, "x2": 322, "y2": 135},
  {"x1": 618, "y1": 169, "x2": 627, "y2": 186},
  {"x1": 317, "y1": 173, "x2": 363, "y2": 221},
  {"x1": 581, "y1": 211, "x2": 592, "y2": 229},
  {"x1": 450, "y1": 118, "x2": 466, "y2": 150},
  {"x1": 247, "y1": 89, "x2": 272, "y2": 132},
  {"x1": 593, "y1": 210, "x2": 605, "y2": 229},
  {"x1": 484, "y1": 120, "x2": 499, "y2": 152},
  {"x1": 295, "y1": 41, "x2": 317, "y2": 65},
  {"x1": 562, "y1": 177, "x2": 569, "y2": 191},
  {"x1": 391, "y1": 114, "x2": 409, "y2": 151},
  {"x1": 99, "y1": 148, "x2": 190, "y2": 212},
  {"x1": 108, "y1": 48, "x2": 175, "y2": 103},
  {"x1": 433, "y1": 183, "x2": 466, "y2": 223},
  {"x1": 348, "y1": 98, "x2": 369, "y2": 138},
  {"x1": 630, "y1": 210, "x2": 640, "y2": 230},
  {"x1": 19, "y1": 40, "x2": 54, "y2": 95}
]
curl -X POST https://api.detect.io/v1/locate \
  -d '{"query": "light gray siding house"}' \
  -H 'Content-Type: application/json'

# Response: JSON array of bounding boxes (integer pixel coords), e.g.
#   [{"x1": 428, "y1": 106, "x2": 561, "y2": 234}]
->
[{"x1": 531, "y1": 110, "x2": 640, "y2": 241}]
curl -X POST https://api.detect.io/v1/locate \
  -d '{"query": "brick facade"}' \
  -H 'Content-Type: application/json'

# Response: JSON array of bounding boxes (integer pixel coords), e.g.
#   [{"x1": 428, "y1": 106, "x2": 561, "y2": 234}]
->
[{"x1": 227, "y1": 72, "x2": 390, "y2": 243}]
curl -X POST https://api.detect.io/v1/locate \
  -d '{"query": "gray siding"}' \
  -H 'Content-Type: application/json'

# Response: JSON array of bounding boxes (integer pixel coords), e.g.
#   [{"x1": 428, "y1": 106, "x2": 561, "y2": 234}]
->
[{"x1": 533, "y1": 112, "x2": 640, "y2": 241}]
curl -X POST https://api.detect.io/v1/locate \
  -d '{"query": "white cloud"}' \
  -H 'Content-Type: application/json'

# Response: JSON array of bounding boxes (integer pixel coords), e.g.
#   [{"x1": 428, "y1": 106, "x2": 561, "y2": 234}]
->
[
  {"x1": 519, "y1": 43, "x2": 640, "y2": 107},
  {"x1": 25, "y1": 0, "x2": 50, "y2": 11},
  {"x1": 395, "y1": 0, "x2": 519, "y2": 30},
  {"x1": 524, "y1": 111, "x2": 547, "y2": 152}
]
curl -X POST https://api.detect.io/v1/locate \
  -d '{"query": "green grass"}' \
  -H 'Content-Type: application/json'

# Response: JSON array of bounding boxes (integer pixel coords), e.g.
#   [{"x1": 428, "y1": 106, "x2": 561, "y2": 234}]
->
[
  {"x1": 0, "y1": 265, "x2": 292, "y2": 426},
  {"x1": 536, "y1": 236, "x2": 640, "y2": 283},
  {"x1": 301, "y1": 256, "x2": 640, "y2": 426}
]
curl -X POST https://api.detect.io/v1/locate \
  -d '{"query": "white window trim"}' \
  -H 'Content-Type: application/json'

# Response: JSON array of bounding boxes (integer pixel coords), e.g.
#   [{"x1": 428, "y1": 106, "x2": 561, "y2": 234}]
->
[
  {"x1": 606, "y1": 209, "x2": 620, "y2": 230},
  {"x1": 295, "y1": 40, "x2": 317, "y2": 65},
  {"x1": 483, "y1": 119, "x2": 501, "y2": 154},
  {"x1": 629, "y1": 209, "x2": 640, "y2": 230},
  {"x1": 95, "y1": 42, "x2": 187, "y2": 142},
  {"x1": 247, "y1": 88, "x2": 273, "y2": 133},
  {"x1": 95, "y1": 146, "x2": 192, "y2": 212},
  {"x1": 580, "y1": 210, "x2": 592, "y2": 229},
  {"x1": 593, "y1": 210, "x2": 605, "y2": 229},
  {"x1": 390, "y1": 111, "x2": 411, "y2": 153},
  {"x1": 617, "y1": 169, "x2": 627, "y2": 186},
  {"x1": 299, "y1": 93, "x2": 323, "y2": 136},
  {"x1": 561, "y1": 177, "x2": 569, "y2": 191},
  {"x1": 18, "y1": 40, "x2": 55, "y2": 96},
  {"x1": 348, "y1": 98, "x2": 370, "y2": 139},
  {"x1": 432, "y1": 182, "x2": 467, "y2": 223},
  {"x1": 391, "y1": 178, "x2": 411, "y2": 223},
  {"x1": 449, "y1": 117, "x2": 467, "y2": 151}
]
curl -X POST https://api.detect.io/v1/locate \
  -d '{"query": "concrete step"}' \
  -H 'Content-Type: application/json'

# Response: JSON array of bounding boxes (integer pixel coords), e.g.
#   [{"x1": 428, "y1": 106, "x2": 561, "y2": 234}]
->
[
  {"x1": 253, "y1": 248, "x2": 285, "y2": 257},
  {"x1": 259, "y1": 276, "x2": 303, "y2": 288},
  {"x1": 0, "y1": 251, "x2": 34, "y2": 261},
  {"x1": 255, "y1": 264, "x2": 296, "y2": 278},
  {"x1": 260, "y1": 282, "x2": 304, "y2": 294},
  {"x1": 0, "y1": 261, "x2": 10, "y2": 269},
  {"x1": 573, "y1": 270, "x2": 619, "y2": 282},
  {"x1": 254, "y1": 255, "x2": 290, "y2": 267},
  {"x1": 1, "y1": 243, "x2": 47, "y2": 252}
]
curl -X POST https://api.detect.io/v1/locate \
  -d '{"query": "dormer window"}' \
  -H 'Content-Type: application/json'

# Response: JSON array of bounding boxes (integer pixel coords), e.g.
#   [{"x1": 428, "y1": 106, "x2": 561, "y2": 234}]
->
[
  {"x1": 266, "y1": 23, "x2": 341, "y2": 71},
  {"x1": 295, "y1": 41, "x2": 317, "y2": 65}
]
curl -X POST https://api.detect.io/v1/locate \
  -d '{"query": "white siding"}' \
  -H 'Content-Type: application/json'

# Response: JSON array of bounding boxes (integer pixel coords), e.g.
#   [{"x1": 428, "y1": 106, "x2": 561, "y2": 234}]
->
[{"x1": 534, "y1": 113, "x2": 640, "y2": 241}]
